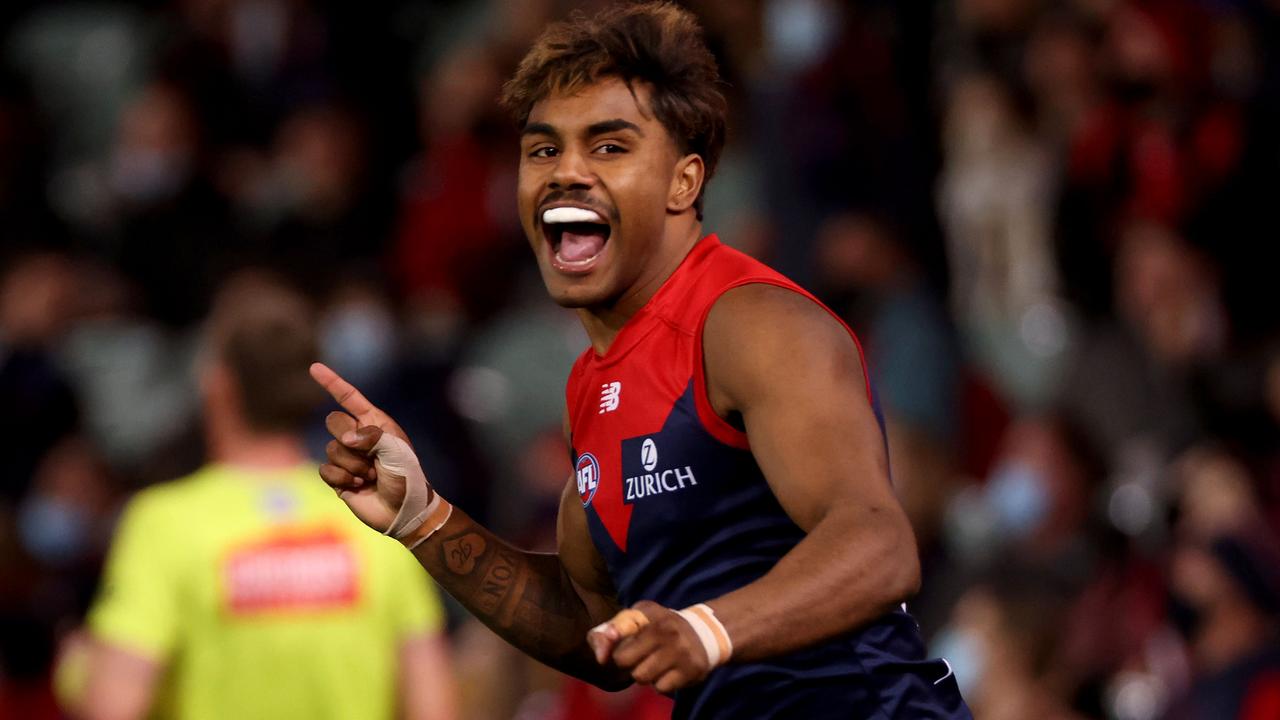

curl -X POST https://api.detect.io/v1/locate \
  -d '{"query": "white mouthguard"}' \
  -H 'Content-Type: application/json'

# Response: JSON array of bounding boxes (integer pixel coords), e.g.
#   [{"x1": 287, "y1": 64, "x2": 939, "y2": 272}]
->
[{"x1": 542, "y1": 207, "x2": 604, "y2": 224}]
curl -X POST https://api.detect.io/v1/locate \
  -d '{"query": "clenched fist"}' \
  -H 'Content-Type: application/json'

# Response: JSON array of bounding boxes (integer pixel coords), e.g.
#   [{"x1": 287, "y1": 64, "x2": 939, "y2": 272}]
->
[{"x1": 587, "y1": 600, "x2": 731, "y2": 693}]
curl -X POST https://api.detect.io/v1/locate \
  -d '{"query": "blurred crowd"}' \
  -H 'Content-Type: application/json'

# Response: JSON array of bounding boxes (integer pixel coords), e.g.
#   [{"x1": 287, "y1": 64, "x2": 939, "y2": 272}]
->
[{"x1": 2, "y1": 1, "x2": 1279, "y2": 719}]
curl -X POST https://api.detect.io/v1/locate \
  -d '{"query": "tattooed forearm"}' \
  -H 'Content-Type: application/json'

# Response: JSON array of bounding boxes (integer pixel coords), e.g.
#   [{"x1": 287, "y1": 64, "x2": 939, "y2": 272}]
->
[
  {"x1": 442, "y1": 532, "x2": 485, "y2": 575},
  {"x1": 474, "y1": 546, "x2": 523, "y2": 617},
  {"x1": 413, "y1": 511, "x2": 625, "y2": 686}
]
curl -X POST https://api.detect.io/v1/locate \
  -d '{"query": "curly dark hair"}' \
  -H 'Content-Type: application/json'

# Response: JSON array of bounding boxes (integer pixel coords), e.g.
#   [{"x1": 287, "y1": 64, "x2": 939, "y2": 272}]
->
[{"x1": 500, "y1": 1, "x2": 727, "y2": 219}]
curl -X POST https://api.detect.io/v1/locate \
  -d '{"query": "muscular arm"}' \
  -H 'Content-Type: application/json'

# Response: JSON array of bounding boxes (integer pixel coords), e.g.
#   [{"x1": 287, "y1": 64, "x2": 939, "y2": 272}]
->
[
  {"x1": 312, "y1": 364, "x2": 629, "y2": 689},
  {"x1": 701, "y1": 284, "x2": 921, "y2": 662},
  {"x1": 403, "y1": 484, "x2": 629, "y2": 689}
]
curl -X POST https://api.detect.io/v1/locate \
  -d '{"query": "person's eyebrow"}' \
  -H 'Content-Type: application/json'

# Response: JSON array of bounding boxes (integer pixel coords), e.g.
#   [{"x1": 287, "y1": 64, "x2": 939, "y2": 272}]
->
[
  {"x1": 521, "y1": 122, "x2": 558, "y2": 139},
  {"x1": 585, "y1": 119, "x2": 644, "y2": 137}
]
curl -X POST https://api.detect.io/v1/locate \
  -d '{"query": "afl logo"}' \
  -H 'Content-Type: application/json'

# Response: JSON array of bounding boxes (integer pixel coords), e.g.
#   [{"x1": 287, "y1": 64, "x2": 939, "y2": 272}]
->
[
  {"x1": 641, "y1": 438, "x2": 658, "y2": 472},
  {"x1": 576, "y1": 453, "x2": 601, "y2": 507}
]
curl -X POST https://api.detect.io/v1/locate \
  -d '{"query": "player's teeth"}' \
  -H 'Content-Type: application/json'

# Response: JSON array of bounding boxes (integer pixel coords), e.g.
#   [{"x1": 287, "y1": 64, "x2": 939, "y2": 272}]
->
[
  {"x1": 543, "y1": 207, "x2": 604, "y2": 224},
  {"x1": 555, "y1": 251, "x2": 598, "y2": 266}
]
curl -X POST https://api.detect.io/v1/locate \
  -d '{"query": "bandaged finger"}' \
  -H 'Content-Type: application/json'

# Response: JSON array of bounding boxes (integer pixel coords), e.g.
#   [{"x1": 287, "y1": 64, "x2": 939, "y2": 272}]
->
[
  {"x1": 372, "y1": 433, "x2": 452, "y2": 548},
  {"x1": 590, "y1": 608, "x2": 650, "y2": 644}
]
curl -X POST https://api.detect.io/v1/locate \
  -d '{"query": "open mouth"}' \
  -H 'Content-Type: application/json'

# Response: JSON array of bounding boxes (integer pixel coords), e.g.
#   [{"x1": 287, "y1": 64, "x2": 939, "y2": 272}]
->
[{"x1": 542, "y1": 206, "x2": 612, "y2": 270}]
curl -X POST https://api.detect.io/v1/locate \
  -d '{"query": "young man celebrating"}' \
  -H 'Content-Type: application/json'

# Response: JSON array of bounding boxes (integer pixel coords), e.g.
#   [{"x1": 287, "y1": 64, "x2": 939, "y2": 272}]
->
[{"x1": 313, "y1": 3, "x2": 970, "y2": 717}]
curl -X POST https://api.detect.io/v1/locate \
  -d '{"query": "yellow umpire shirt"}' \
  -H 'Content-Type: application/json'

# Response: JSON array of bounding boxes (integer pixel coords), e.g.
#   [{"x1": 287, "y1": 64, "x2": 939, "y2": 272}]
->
[{"x1": 85, "y1": 463, "x2": 445, "y2": 720}]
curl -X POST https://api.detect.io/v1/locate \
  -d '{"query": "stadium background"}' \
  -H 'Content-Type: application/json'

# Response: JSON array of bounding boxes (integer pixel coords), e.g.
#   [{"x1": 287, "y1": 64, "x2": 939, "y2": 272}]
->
[{"x1": 2, "y1": 0, "x2": 1279, "y2": 718}]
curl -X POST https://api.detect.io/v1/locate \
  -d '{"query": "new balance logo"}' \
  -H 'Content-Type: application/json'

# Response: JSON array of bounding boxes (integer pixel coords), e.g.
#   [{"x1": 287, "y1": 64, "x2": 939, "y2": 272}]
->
[{"x1": 599, "y1": 381, "x2": 621, "y2": 413}]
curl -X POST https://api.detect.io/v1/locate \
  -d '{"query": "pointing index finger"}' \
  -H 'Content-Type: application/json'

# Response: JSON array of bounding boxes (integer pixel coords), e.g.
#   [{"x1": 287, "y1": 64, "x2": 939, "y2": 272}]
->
[{"x1": 310, "y1": 362, "x2": 378, "y2": 419}]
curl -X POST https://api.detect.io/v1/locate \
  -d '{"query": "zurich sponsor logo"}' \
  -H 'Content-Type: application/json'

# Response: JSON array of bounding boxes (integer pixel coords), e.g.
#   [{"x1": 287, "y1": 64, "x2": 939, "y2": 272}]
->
[
  {"x1": 623, "y1": 436, "x2": 697, "y2": 503},
  {"x1": 576, "y1": 452, "x2": 601, "y2": 507},
  {"x1": 641, "y1": 438, "x2": 658, "y2": 471}
]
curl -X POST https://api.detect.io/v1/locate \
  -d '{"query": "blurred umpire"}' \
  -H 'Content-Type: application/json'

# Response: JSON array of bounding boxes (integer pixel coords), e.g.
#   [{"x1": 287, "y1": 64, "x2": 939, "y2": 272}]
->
[{"x1": 58, "y1": 272, "x2": 458, "y2": 720}]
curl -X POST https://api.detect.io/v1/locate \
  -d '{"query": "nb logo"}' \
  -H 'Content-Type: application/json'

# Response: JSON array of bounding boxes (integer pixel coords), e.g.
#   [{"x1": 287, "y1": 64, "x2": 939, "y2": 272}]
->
[
  {"x1": 599, "y1": 381, "x2": 621, "y2": 413},
  {"x1": 641, "y1": 438, "x2": 658, "y2": 471}
]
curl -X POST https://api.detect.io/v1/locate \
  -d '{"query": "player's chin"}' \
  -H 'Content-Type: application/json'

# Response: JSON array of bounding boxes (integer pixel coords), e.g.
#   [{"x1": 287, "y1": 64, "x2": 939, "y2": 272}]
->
[
  {"x1": 537, "y1": 260, "x2": 615, "y2": 308},
  {"x1": 543, "y1": 278, "x2": 612, "y2": 309}
]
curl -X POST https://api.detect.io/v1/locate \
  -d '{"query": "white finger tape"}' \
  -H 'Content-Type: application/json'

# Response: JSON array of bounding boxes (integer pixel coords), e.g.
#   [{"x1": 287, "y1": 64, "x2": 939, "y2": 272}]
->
[{"x1": 373, "y1": 433, "x2": 451, "y2": 547}]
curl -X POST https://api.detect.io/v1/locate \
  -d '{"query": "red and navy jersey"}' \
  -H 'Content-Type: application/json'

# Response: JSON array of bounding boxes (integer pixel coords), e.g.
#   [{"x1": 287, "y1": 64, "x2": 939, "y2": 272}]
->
[{"x1": 566, "y1": 236, "x2": 970, "y2": 719}]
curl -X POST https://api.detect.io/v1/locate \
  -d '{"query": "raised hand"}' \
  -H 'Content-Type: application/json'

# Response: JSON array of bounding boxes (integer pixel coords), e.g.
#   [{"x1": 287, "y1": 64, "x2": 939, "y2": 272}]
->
[{"x1": 310, "y1": 362, "x2": 416, "y2": 533}]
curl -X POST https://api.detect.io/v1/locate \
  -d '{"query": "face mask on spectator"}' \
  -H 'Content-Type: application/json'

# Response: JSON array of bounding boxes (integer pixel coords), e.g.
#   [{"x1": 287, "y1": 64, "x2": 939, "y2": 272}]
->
[
  {"x1": 110, "y1": 148, "x2": 190, "y2": 204},
  {"x1": 986, "y1": 460, "x2": 1051, "y2": 538},
  {"x1": 17, "y1": 494, "x2": 91, "y2": 565},
  {"x1": 320, "y1": 301, "x2": 397, "y2": 389}
]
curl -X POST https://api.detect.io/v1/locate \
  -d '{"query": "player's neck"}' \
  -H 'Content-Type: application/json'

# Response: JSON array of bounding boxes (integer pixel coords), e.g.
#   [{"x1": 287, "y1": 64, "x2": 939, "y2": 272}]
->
[
  {"x1": 207, "y1": 418, "x2": 310, "y2": 471},
  {"x1": 579, "y1": 221, "x2": 703, "y2": 354}
]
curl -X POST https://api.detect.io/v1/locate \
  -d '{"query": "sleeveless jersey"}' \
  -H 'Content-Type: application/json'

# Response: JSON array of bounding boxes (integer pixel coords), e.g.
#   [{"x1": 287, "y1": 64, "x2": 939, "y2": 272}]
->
[{"x1": 566, "y1": 236, "x2": 971, "y2": 719}]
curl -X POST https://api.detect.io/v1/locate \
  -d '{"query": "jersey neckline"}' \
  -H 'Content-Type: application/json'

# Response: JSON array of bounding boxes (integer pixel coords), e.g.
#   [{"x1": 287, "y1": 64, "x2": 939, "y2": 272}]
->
[
  {"x1": 205, "y1": 462, "x2": 317, "y2": 483},
  {"x1": 586, "y1": 234, "x2": 721, "y2": 369}
]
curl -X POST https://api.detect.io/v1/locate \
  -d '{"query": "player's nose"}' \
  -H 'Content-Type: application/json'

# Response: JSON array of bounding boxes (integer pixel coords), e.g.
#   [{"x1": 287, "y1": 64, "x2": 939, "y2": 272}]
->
[{"x1": 549, "y1": 147, "x2": 594, "y2": 190}]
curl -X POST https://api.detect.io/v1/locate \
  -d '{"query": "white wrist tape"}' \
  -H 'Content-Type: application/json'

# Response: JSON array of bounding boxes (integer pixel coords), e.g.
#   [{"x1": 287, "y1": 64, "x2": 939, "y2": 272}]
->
[
  {"x1": 676, "y1": 604, "x2": 732, "y2": 668},
  {"x1": 372, "y1": 433, "x2": 451, "y2": 549}
]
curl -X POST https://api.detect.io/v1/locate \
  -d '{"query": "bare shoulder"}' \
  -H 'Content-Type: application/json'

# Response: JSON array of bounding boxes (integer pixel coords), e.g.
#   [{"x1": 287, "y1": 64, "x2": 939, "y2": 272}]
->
[
  {"x1": 705, "y1": 283, "x2": 849, "y2": 346},
  {"x1": 703, "y1": 283, "x2": 866, "y2": 412}
]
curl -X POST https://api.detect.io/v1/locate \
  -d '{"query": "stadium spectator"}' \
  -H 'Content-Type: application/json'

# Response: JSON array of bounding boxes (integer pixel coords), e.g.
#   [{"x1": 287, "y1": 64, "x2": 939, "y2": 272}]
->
[{"x1": 1166, "y1": 530, "x2": 1280, "y2": 719}]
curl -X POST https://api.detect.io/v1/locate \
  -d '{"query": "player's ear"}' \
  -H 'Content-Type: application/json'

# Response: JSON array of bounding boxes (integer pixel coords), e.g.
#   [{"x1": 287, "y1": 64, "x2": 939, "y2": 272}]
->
[
  {"x1": 198, "y1": 354, "x2": 229, "y2": 399},
  {"x1": 668, "y1": 154, "x2": 704, "y2": 214},
  {"x1": 199, "y1": 356, "x2": 242, "y2": 418}
]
